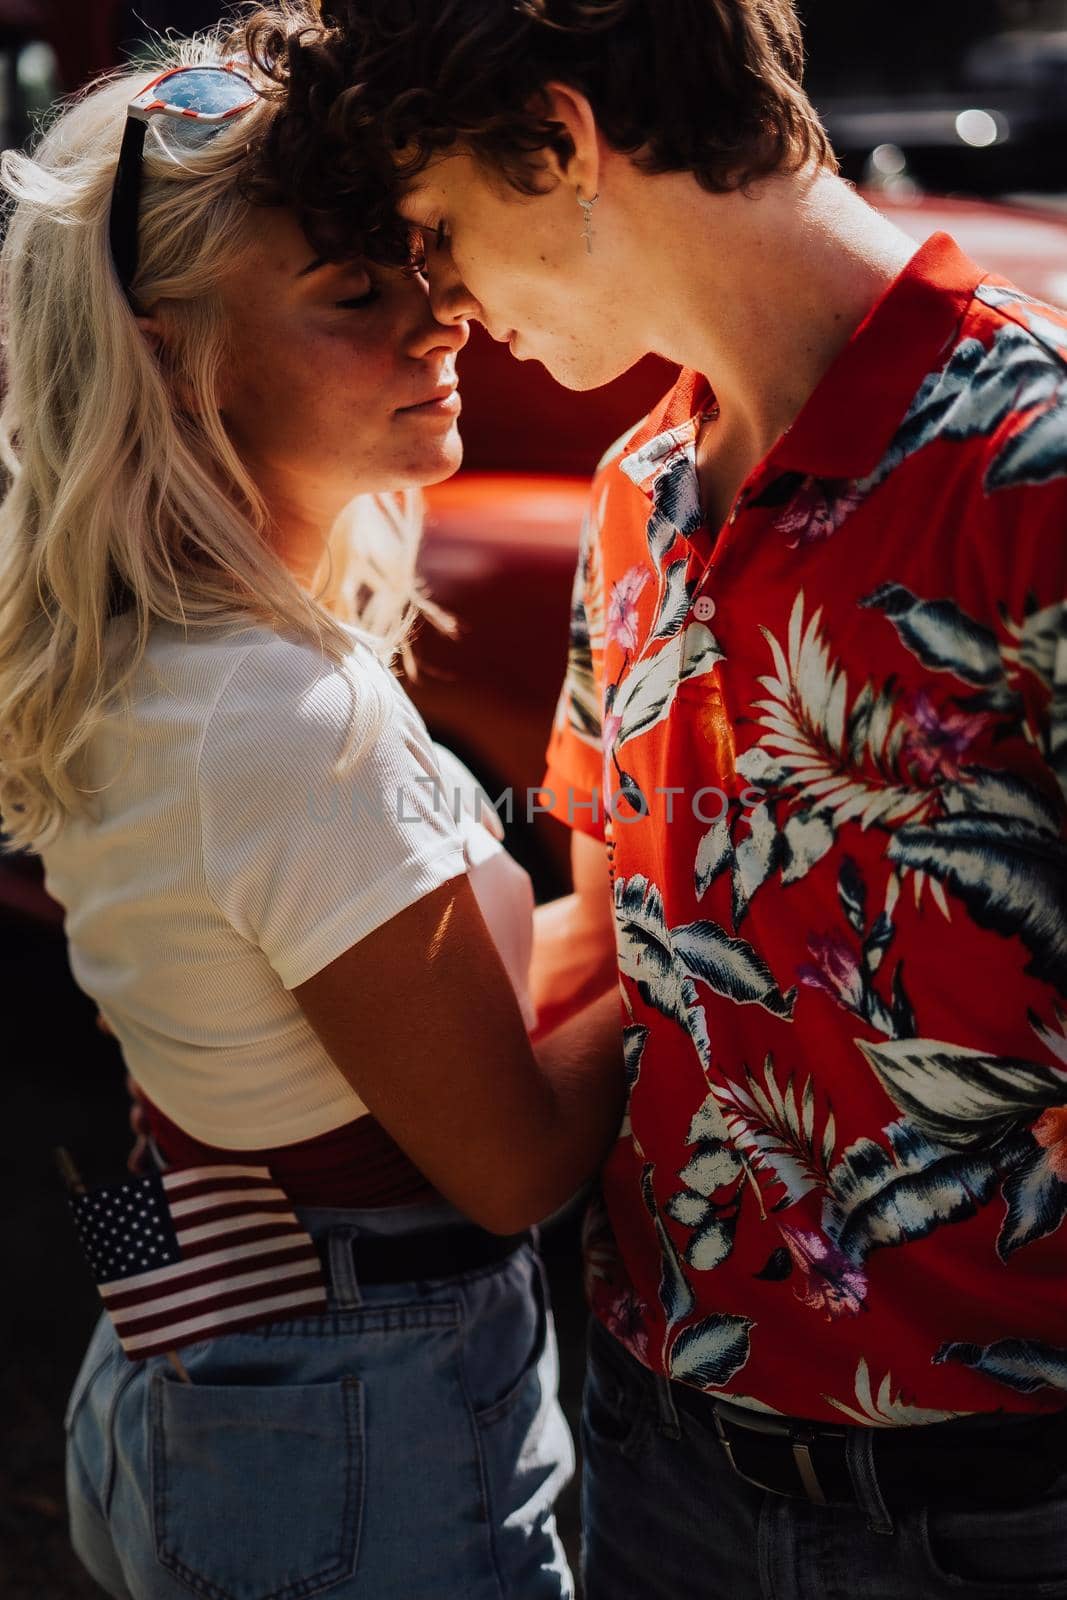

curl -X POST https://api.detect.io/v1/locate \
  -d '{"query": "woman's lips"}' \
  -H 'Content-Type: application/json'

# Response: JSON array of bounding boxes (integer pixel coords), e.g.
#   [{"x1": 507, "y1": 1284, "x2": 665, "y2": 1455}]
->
[{"x1": 396, "y1": 386, "x2": 461, "y2": 417}]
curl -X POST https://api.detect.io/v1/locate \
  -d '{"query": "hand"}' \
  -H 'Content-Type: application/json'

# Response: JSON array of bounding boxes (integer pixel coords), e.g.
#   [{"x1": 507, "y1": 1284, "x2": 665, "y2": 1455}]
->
[{"x1": 124, "y1": 1072, "x2": 153, "y2": 1175}]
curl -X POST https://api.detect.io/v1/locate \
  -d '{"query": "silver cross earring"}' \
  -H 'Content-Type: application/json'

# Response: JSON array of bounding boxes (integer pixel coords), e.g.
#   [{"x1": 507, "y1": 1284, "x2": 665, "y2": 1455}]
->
[{"x1": 577, "y1": 187, "x2": 600, "y2": 255}]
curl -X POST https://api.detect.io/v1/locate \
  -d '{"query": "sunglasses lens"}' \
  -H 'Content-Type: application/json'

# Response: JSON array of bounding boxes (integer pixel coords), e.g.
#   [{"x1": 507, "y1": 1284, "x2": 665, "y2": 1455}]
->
[{"x1": 155, "y1": 67, "x2": 255, "y2": 116}]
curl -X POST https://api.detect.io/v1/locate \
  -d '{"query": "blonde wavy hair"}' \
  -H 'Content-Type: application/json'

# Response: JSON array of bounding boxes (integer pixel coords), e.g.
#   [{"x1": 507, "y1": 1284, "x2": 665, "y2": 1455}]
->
[{"x1": 0, "y1": 7, "x2": 445, "y2": 855}]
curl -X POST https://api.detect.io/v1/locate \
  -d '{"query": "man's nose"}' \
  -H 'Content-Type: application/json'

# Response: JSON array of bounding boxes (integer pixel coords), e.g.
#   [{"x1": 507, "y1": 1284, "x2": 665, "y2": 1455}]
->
[
  {"x1": 406, "y1": 274, "x2": 470, "y2": 357},
  {"x1": 425, "y1": 253, "x2": 483, "y2": 328}
]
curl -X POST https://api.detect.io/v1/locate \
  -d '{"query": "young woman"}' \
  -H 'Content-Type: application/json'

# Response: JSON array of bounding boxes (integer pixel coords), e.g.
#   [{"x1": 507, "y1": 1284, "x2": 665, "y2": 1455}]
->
[{"x1": 0, "y1": 12, "x2": 624, "y2": 1598}]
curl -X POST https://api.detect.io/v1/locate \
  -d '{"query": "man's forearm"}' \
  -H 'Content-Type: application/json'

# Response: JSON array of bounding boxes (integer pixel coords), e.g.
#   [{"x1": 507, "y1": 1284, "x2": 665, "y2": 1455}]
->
[
  {"x1": 524, "y1": 986, "x2": 626, "y2": 1222},
  {"x1": 530, "y1": 892, "x2": 619, "y2": 1037}
]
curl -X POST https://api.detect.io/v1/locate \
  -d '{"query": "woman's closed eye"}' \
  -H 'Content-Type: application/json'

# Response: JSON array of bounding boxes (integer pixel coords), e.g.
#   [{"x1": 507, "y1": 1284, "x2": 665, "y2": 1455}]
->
[
  {"x1": 333, "y1": 265, "x2": 380, "y2": 310},
  {"x1": 336, "y1": 285, "x2": 380, "y2": 310}
]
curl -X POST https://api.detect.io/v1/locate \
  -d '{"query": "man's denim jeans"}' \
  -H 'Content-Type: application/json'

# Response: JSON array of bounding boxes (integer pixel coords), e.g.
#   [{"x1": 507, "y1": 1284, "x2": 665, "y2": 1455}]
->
[
  {"x1": 581, "y1": 1317, "x2": 1067, "y2": 1600},
  {"x1": 66, "y1": 1198, "x2": 575, "y2": 1600}
]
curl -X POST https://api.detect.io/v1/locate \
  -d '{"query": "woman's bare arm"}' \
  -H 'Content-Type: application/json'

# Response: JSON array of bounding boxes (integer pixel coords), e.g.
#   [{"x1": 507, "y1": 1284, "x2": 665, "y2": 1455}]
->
[{"x1": 292, "y1": 873, "x2": 624, "y2": 1233}]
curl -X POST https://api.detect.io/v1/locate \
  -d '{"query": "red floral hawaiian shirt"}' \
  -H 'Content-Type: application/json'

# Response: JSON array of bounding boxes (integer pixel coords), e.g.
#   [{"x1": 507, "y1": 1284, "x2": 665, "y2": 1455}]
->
[{"x1": 543, "y1": 233, "x2": 1067, "y2": 1425}]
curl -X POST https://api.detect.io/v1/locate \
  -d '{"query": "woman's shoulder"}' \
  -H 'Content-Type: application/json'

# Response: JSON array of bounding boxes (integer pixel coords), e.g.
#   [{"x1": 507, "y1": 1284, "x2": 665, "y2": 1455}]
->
[
  {"x1": 176, "y1": 619, "x2": 417, "y2": 795},
  {"x1": 145, "y1": 616, "x2": 394, "y2": 726}
]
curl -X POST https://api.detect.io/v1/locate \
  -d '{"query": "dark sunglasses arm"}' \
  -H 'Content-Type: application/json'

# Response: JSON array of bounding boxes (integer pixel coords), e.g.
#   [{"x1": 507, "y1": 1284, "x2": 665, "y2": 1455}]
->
[{"x1": 109, "y1": 117, "x2": 149, "y2": 307}]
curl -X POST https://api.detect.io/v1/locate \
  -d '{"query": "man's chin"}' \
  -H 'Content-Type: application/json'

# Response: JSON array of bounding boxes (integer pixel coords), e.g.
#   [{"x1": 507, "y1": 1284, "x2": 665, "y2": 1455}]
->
[{"x1": 535, "y1": 347, "x2": 647, "y2": 393}]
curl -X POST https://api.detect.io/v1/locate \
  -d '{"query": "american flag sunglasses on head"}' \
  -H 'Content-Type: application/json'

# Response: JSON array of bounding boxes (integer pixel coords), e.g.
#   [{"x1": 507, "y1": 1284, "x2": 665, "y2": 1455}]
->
[
  {"x1": 67, "y1": 1163, "x2": 327, "y2": 1360},
  {"x1": 109, "y1": 62, "x2": 259, "y2": 310}
]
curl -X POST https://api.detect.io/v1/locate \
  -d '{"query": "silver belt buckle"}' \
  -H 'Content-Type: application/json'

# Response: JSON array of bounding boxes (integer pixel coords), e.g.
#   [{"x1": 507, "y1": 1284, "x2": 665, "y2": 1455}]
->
[
  {"x1": 790, "y1": 1431, "x2": 829, "y2": 1505},
  {"x1": 712, "y1": 1411, "x2": 830, "y2": 1505}
]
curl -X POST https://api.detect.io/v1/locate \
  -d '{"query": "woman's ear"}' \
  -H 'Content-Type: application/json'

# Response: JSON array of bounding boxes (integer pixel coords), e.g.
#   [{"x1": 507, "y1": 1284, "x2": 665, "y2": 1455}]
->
[
  {"x1": 539, "y1": 81, "x2": 602, "y2": 197},
  {"x1": 134, "y1": 313, "x2": 209, "y2": 416},
  {"x1": 134, "y1": 314, "x2": 165, "y2": 360}
]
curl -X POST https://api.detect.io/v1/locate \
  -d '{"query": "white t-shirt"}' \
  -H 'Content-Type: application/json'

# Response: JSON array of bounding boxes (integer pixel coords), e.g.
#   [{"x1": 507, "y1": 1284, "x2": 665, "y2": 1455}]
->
[{"x1": 39, "y1": 620, "x2": 535, "y2": 1148}]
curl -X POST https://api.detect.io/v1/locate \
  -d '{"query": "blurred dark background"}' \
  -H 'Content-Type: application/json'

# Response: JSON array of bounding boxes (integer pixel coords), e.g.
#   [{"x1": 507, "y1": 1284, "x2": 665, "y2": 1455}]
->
[
  {"x1": 4, "y1": 2, "x2": 1067, "y2": 193},
  {"x1": 2, "y1": 1, "x2": 1067, "y2": 1595}
]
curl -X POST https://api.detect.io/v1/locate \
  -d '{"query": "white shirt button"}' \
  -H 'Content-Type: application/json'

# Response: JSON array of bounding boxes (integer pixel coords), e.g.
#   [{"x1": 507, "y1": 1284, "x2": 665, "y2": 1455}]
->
[{"x1": 693, "y1": 596, "x2": 716, "y2": 622}]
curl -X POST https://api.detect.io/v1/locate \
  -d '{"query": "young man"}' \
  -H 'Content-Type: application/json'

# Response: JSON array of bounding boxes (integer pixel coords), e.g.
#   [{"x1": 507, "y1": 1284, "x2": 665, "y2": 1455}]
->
[{"x1": 249, "y1": 2, "x2": 1067, "y2": 1594}]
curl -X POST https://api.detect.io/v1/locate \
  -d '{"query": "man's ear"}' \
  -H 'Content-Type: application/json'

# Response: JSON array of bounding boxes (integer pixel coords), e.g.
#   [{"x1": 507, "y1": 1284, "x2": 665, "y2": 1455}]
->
[{"x1": 538, "y1": 81, "x2": 602, "y2": 198}]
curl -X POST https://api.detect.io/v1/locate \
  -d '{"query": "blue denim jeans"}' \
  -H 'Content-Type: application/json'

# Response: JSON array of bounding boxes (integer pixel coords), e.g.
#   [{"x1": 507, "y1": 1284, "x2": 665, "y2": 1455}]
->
[
  {"x1": 581, "y1": 1318, "x2": 1067, "y2": 1600},
  {"x1": 66, "y1": 1198, "x2": 575, "y2": 1600}
]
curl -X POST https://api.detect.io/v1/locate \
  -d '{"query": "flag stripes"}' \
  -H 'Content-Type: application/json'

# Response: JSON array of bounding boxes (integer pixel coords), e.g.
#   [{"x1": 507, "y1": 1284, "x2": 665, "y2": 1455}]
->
[{"x1": 69, "y1": 1164, "x2": 327, "y2": 1360}]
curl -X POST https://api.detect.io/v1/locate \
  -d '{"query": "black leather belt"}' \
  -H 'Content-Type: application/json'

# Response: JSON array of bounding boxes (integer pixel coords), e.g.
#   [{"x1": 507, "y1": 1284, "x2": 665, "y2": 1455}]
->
[
  {"x1": 318, "y1": 1224, "x2": 532, "y2": 1287},
  {"x1": 672, "y1": 1382, "x2": 1067, "y2": 1510},
  {"x1": 594, "y1": 1320, "x2": 1067, "y2": 1510}
]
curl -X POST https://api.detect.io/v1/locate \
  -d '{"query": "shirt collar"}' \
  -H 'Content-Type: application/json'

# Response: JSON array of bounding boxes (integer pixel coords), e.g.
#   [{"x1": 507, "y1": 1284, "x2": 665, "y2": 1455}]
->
[{"x1": 620, "y1": 232, "x2": 985, "y2": 496}]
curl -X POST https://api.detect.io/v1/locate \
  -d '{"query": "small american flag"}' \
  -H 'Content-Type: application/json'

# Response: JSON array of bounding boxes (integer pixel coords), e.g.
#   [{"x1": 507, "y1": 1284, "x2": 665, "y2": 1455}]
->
[{"x1": 67, "y1": 1165, "x2": 327, "y2": 1359}]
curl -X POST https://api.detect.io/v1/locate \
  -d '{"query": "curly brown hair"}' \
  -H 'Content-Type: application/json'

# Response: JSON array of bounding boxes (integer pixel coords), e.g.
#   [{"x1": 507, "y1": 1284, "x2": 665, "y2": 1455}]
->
[{"x1": 242, "y1": 0, "x2": 835, "y2": 267}]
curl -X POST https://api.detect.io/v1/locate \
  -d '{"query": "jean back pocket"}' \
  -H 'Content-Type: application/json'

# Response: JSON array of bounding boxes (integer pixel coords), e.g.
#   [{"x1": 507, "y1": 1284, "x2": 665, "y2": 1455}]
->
[{"x1": 150, "y1": 1371, "x2": 364, "y2": 1600}]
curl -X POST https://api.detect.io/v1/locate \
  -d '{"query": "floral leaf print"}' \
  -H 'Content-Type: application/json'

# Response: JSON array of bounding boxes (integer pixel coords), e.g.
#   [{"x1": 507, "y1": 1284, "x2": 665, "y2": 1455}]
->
[
  {"x1": 606, "y1": 563, "x2": 653, "y2": 652},
  {"x1": 800, "y1": 931, "x2": 868, "y2": 1014},
  {"x1": 799, "y1": 861, "x2": 911, "y2": 1034},
  {"x1": 934, "y1": 1336, "x2": 1067, "y2": 1395},
  {"x1": 622, "y1": 1025, "x2": 650, "y2": 1092},
  {"x1": 777, "y1": 1224, "x2": 868, "y2": 1318},
  {"x1": 871, "y1": 324, "x2": 1067, "y2": 493},
  {"x1": 939, "y1": 767, "x2": 1062, "y2": 837},
  {"x1": 779, "y1": 808, "x2": 836, "y2": 885},
  {"x1": 855, "y1": 1037, "x2": 1067, "y2": 1149},
  {"x1": 837, "y1": 855, "x2": 867, "y2": 934},
  {"x1": 987, "y1": 391, "x2": 1067, "y2": 490},
  {"x1": 711, "y1": 1056, "x2": 837, "y2": 1209},
  {"x1": 668, "y1": 1313, "x2": 754, "y2": 1389},
  {"x1": 651, "y1": 558, "x2": 696, "y2": 642},
  {"x1": 665, "y1": 1095, "x2": 744, "y2": 1272},
  {"x1": 772, "y1": 475, "x2": 868, "y2": 548},
  {"x1": 889, "y1": 964, "x2": 917, "y2": 1037},
  {"x1": 629, "y1": 453, "x2": 702, "y2": 572},
  {"x1": 976, "y1": 280, "x2": 1067, "y2": 361},
  {"x1": 734, "y1": 745, "x2": 791, "y2": 790},
  {"x1": 601, "y1": 1288, "x2": 651, "y2": 1366},
  {"x1": 614, "y1": 874, "x2": 711, "y2": 1068},
  {"x1": 692, "y1": 798, "x2": 835, "y2": 915},
  {"x1": 655, "y1": 1215, "x2": 695, "y2": 1333},
  {"x1": 856, "y1": 1034, "x2": 1067, "y2": 1261},
  {"x1": 1000, "y1": 594, "x2": 1064, "y2": 692},
  {"x1": 997, "y1": 1135, "x2": 1067, "y2": 1258},
  {"x1": 671, "y1": 918, "x2": 796, "y2": 1020},
  {"x1": 748, "y1": 593, "x2": 938, "y2": 835},
  {"x1": 1032, "y1": 1004, "x2": 1067, "y2": 1067},
  {"x1": 613, "y1": 768, "x2": 647, "y2": 816},
  {"x1": 861, "y1": 871, "x2": 901, "y2": 977},
  {"x1": 799, "y1": 928, "x2": 907, "y2": 1038},
  {"x1": 827, "y1": 1119, "x2": 1026, "y2": 1266},
  {"x1": 612, "y1": 622, "x2": 723, "y2": 748},
  {"x1": 730, "y1": 801, "x2": 787, "y2": 929},
  {"x1": 639, "y1": 1162, "x2": 695, "y2": 1337},
  {"x1": 824, "y1": 1359, "x2": 968, "y2": 1428},
  {"x1": 860, "y1": 583, "x2": 1005, "y2": 690},
  {"x1": 694, "y1": 815, "x2": 734, "y2": 901},
  {"x1": 1000, "y1": 595, "x2": 1067, "y2": 800},
  {"x1": 754, "y1": 1247, "x2": 793, "y2": 1281},
  {"x1": 886, "y1": 814, "x2": 1067, "y2": 992},
  {"x1": 558, "y1": 505, "x2": 605, "y2": 748},
  {"x1": 618, "y1": 1025, "x2": 651, "y2": 1141}
]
